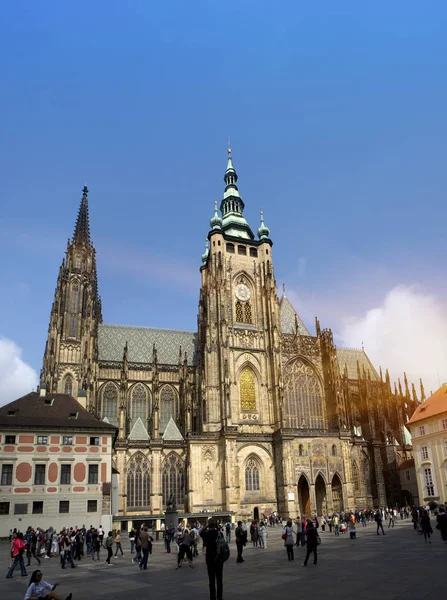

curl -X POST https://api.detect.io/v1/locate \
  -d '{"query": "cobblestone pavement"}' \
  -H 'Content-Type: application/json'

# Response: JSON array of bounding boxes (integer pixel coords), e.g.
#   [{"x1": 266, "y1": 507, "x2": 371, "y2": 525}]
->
[{"x1": 2, "y1": 520, "x2": 446, "y2": 600}]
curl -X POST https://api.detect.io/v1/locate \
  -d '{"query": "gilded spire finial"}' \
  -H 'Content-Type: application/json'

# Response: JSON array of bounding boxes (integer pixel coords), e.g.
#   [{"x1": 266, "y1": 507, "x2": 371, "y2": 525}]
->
[{"x1": 228, "y1": 137, "x2": 231, "y2": 155}]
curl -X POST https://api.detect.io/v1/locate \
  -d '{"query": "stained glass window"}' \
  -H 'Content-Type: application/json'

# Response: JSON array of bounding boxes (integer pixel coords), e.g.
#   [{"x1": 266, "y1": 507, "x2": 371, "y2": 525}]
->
[
  {"x1": 130, "y1": 384, "x2": 148, "y2": 429},
  {"x1": 244, "y1": 302, "x2": 252, "y2": 323},
  {"x1": 69, "y1": 316, "x2": 78, "y2": 338},
  {"x1": 127, "y1": 453, "x2": 150, "y2": 508},
  {"x1": 235, "y1": 301, "x2": 252, "y2": 324},
  {"x1": 235, "y1": 301, "x2": 244, "y2": 322},
  {"x1": 352, "y1": 461, "x2": 359, "y2": 491},
  {"x1": 64, "y1": 375, "x2": 73, "y2": 396},
  {"x1": 160, "y1": 385, "x2": 176, "y2": 434},
  {"x1": 283, "y1": 359, "x2": 326, "y2": 429},
  {"x1": 240, "y1": 367, "x2": 256, "y2": 411},
  {"x1": 245, "y1": 458, "x2": 260, "y2": 491},
  {"x1": 102, "y1": 383, "x2": 118, "y2": 426},
  {"x1": 162, "y1": 454, "x2": 185, "y2": 507},
  {"x1": 69, "y1": 285, "x2": 80, "y2": 313}
]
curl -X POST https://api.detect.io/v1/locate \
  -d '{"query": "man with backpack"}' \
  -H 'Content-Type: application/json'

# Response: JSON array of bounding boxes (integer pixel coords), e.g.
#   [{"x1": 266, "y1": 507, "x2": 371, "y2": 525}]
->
[
  {"x1": 225, "y1": 521, "x2": 231, "y2": 544},
  {"x1": 200, "y1": 519, "x2": 228, "y2": 600}
]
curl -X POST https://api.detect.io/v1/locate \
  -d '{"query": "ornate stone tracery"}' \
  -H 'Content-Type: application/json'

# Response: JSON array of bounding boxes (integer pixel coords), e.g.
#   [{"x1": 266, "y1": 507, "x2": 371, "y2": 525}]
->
[
  {"x1": 283, "y1": 359, "x2": 325, "y2": 429},
  {"x1": 126, "y1": 452, "x2": 150, "y2": 509}
]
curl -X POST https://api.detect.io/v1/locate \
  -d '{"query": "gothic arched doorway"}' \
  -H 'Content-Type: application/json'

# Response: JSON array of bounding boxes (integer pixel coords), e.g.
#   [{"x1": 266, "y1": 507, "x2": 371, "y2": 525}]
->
[
  {"x1": 315, "y1": 474, "x2": 327, "y2": 515},
  {"x1": 298, "y1": 475, "x2": 310, "y2": 516},
  {"x1": 254, "y1": 507, "x2": 259, "y2": 521},
  {"x1": 332, "y1": 474, "x2": 343, "y2": 513}
]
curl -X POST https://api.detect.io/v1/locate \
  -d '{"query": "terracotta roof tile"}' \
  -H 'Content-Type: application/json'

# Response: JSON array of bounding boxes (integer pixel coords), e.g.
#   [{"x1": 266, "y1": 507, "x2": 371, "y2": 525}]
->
[{"x1": 407, "y1": 384, "x2": 447, "y2": 425}]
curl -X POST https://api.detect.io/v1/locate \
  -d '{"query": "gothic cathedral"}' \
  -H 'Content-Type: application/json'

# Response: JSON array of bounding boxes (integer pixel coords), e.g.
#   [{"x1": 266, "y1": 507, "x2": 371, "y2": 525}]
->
[{"x1": 40, "y1": 150, "x2": 420, "y2": 521}]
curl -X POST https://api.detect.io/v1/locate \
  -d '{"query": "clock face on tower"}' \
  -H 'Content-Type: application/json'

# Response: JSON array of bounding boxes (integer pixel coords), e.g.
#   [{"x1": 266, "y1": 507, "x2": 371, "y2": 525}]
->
[{"x1": 235, "y1": 283, "x2": 251, "y2": 302}]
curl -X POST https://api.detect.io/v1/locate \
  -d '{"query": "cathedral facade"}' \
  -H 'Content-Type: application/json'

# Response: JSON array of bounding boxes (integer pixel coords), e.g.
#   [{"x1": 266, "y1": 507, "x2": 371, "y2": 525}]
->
[{"x1": 40, "y1": 150, "x2": 419, "y2": 522}]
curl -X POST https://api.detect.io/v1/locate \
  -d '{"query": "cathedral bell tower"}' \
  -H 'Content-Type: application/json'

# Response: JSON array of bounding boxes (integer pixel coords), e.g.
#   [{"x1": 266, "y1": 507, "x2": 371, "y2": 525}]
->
[
  {"x1": 197, "y1": 148, "x2": 282, "y2": 433},
  {"x1": 40, "y1": 186, "x2": 102, "y2": 405}
]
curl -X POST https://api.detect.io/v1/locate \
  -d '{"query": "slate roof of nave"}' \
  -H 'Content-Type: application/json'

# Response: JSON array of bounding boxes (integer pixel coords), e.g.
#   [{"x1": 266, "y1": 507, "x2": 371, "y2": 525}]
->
[
  {"x1": 98, "y1": 324, "x2": 197, "y2": 366},
  {"x1": 279, "y1": 296, "x2": 311, "y2": 336},
  {"x1": 336, "y1": 347, "x2": 380, "y2": 381}
]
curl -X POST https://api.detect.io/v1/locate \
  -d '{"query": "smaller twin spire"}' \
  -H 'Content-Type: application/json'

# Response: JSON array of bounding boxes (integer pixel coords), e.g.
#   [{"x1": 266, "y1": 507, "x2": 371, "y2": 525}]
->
[{"x1": 73, "y1": 185, "x2": 91, "y2": 246}]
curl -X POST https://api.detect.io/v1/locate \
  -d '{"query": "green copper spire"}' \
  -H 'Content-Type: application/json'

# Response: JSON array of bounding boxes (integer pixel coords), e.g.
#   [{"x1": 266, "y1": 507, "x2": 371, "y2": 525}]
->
[
  {"x1": 210, "y1": 200, "x2": 222, "y2": 230},
  {"x1": 219, "y1": 147, "x2": 254, "y2": 240},
  {"x1": 257, "y1": 210, "x2": 270, "y2": 240}
]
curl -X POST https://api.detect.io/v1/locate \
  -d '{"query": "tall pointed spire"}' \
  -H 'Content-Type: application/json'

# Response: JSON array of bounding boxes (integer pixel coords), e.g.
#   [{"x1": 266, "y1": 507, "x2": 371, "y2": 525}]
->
[
  {"x1": 420, "y1": 378, "x2": 426, "y2": 401},
  {"x1": 73, "y1": 186, "x2": 91, "y2": 245},
  {"x1": 219, "y1": 146, "x2": 254, "y2": 240}
]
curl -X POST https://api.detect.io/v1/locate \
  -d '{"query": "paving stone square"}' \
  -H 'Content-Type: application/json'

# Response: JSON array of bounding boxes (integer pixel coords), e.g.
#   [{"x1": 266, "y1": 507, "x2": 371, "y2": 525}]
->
[{"x1": 3, "y1": 521, "x2": 445, "y2": 600}]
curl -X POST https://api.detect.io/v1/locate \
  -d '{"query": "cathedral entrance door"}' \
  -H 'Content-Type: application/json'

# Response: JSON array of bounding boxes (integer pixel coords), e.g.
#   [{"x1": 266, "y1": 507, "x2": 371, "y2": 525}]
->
[
  {"x1": 254, "y1": 507, "x2": 259, "y2": 521},
  {"x1": 315, "y1": 475, "x2": 327, "y2": 515},
  {"x1": 298, "y1": 475, "x2": 310, "y2": 516},
  {"x1": 331, "y1": 474, "x2": 343, "y2": 513}
]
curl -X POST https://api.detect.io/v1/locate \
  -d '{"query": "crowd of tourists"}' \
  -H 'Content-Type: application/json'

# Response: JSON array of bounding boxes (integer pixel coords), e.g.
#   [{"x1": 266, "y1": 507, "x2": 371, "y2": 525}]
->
[{"x1": 6, "y1": 505, "x2": 447, "y2": 600}]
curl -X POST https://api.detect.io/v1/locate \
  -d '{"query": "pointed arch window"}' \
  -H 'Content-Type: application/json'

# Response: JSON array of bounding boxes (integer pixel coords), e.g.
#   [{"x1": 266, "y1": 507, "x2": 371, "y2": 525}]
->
[
  {"x1": 64, "y1": 374, "x2": 73, "y2": 396},
  {"x1": 352, "y1": 461, "x2": 359, "y2": 491},
  {"x1": 235, "y1": 301, "x2": 252, "y2": 324},
  {"x1": 126, "y1": 453, "x2": 151, "y2": 509},
  {"x1": 245, "y1": 457, "x2": 260, "y2": 491},
  {"x1": 160, "y1": 385, "x2": 176, "y2": 434},
  {"x1": 283, "y1": 359, "x2": 326, "y2": 429},
  {"x1": 240, "y1": 367, "x2": 257, "y2": 411},
  {"x1": 162, "y1": 454, "x2": 185, "y2": 507},
  {"x1": 102, "y1": 383, "x2": 118, "y2": 426},
  {"x1": 69, "y1": 284, "x2": 80, "y2": 313},
  {"x1": 130, "y1": 384, "x2": 148, "y2": 429},
  {"x1": 299, "y1": 444, "x2": 304, "y2": 457}
]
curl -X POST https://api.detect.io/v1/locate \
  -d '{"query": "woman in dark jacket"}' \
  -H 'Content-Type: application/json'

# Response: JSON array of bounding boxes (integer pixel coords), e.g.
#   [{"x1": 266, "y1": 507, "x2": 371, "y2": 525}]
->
[{"x1": 302, "y1": 520, "x2": 318, "y2": 566}]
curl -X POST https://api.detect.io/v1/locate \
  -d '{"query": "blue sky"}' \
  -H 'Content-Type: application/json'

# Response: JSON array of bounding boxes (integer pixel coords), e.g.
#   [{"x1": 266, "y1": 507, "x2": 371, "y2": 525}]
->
[{"x1": 1, "y1": 1, "x2": 447, "y2": 400}]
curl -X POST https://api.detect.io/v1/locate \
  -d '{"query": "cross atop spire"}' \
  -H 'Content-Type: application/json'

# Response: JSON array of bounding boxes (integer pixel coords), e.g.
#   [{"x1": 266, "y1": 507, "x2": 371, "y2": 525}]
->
[{"x1": 73, "y1": 185, "x2": 91, "y2": 245}]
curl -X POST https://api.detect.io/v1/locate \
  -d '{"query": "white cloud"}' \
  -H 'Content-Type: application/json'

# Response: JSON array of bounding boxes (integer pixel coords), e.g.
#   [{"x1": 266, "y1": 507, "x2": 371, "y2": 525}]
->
[
  {"x1": 340, "y1": 286, "x2": 447, "y2": 396},
  {"x1": 0, "y1": 338, "x2": 39, "y2": 406}
]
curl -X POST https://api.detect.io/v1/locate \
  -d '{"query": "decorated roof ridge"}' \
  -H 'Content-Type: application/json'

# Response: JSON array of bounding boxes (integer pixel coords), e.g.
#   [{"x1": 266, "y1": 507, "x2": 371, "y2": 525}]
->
[
  {"x1": 128, "y1": 417, "x2": 150, "y2": 441},
  {"x1": 162, "y1": 417, "x2": 184, "y2": 441},
  {"x1": 100, "y1": 323, "x2": 196, "y2": 335},
  {"x1": 337, "y1": 345, "x2": 369, "y2": 352},
  {"x1": 73, "y1": 185, "x2": 91, "y2": 245}
]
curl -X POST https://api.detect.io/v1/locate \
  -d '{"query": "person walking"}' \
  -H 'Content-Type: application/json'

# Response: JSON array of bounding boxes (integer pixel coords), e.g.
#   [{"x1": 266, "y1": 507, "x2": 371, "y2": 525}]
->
[
  {"x1": 295, "y1": 517, "x2": 302, "y2": 546},
  {"x1": 235, "y1": 521, "x2": 246, "y2": 563},
  {"x1": 91, "y1": 531, "x2": 101, "y2": 563},
  {"x1": 388, "y1": 511, "x2": 395, "y2": 528},
  {"x1": 175, "y1": 529, "x2": 194, "y2": 570},
  {"x1": 375, "y1": 511, "x2": 385, "y2": 535},
  {"x1": 420, "y1": 510, "x2": 433, "y2": 544},
  {"x1": 129, "y1": 528, "x2": 136, "y2": 554},
  {"x1": 225, "y1": 521, "x2": 231, "y2": 544},
  {"x1": 6, "y1": 532, "x2": 27, "y2": 579},
  {"x1": 302, "y1": 520, "x2": 318, "y2": 567},
  {"x1": 259, "y1": 521, "x2": 267, "y2": 549},
  {"x1": 283, "y1": 520, "x2": 295, "y2": 561},
  {"x1": 436, "y1": 507, "x2": 447, "y2": 543},
  {"x1": 114, "y1": 530, "x2": 123, "y2": 557},
  {"x1": 24, "y1": 569, "x2": 72, "y2": 600},
  {"x1": 138, "y1": 526, "x2": 152, "y2": 570},
  {"x1": 104, "y1": 531, "x2": 114, "y2": 565},
  {"x1": 26, "y1": 529, "x2": 41, "y2": 567},
  {"x1": 200, "y1": 519, "x2": 224, "y2": 600},
  {"x1": 333, "y1": 515, "x2": 340, "y2": 536}
]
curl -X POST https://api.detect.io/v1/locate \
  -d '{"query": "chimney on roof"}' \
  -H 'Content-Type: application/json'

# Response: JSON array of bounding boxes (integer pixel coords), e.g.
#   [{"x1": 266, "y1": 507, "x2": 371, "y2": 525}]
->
[
  {"x1": 77, "y1": 390, "x2": 87, "y2": 409},
  {"x1": 39, "y1": 385, "x2": 46, "y2": 398}
]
